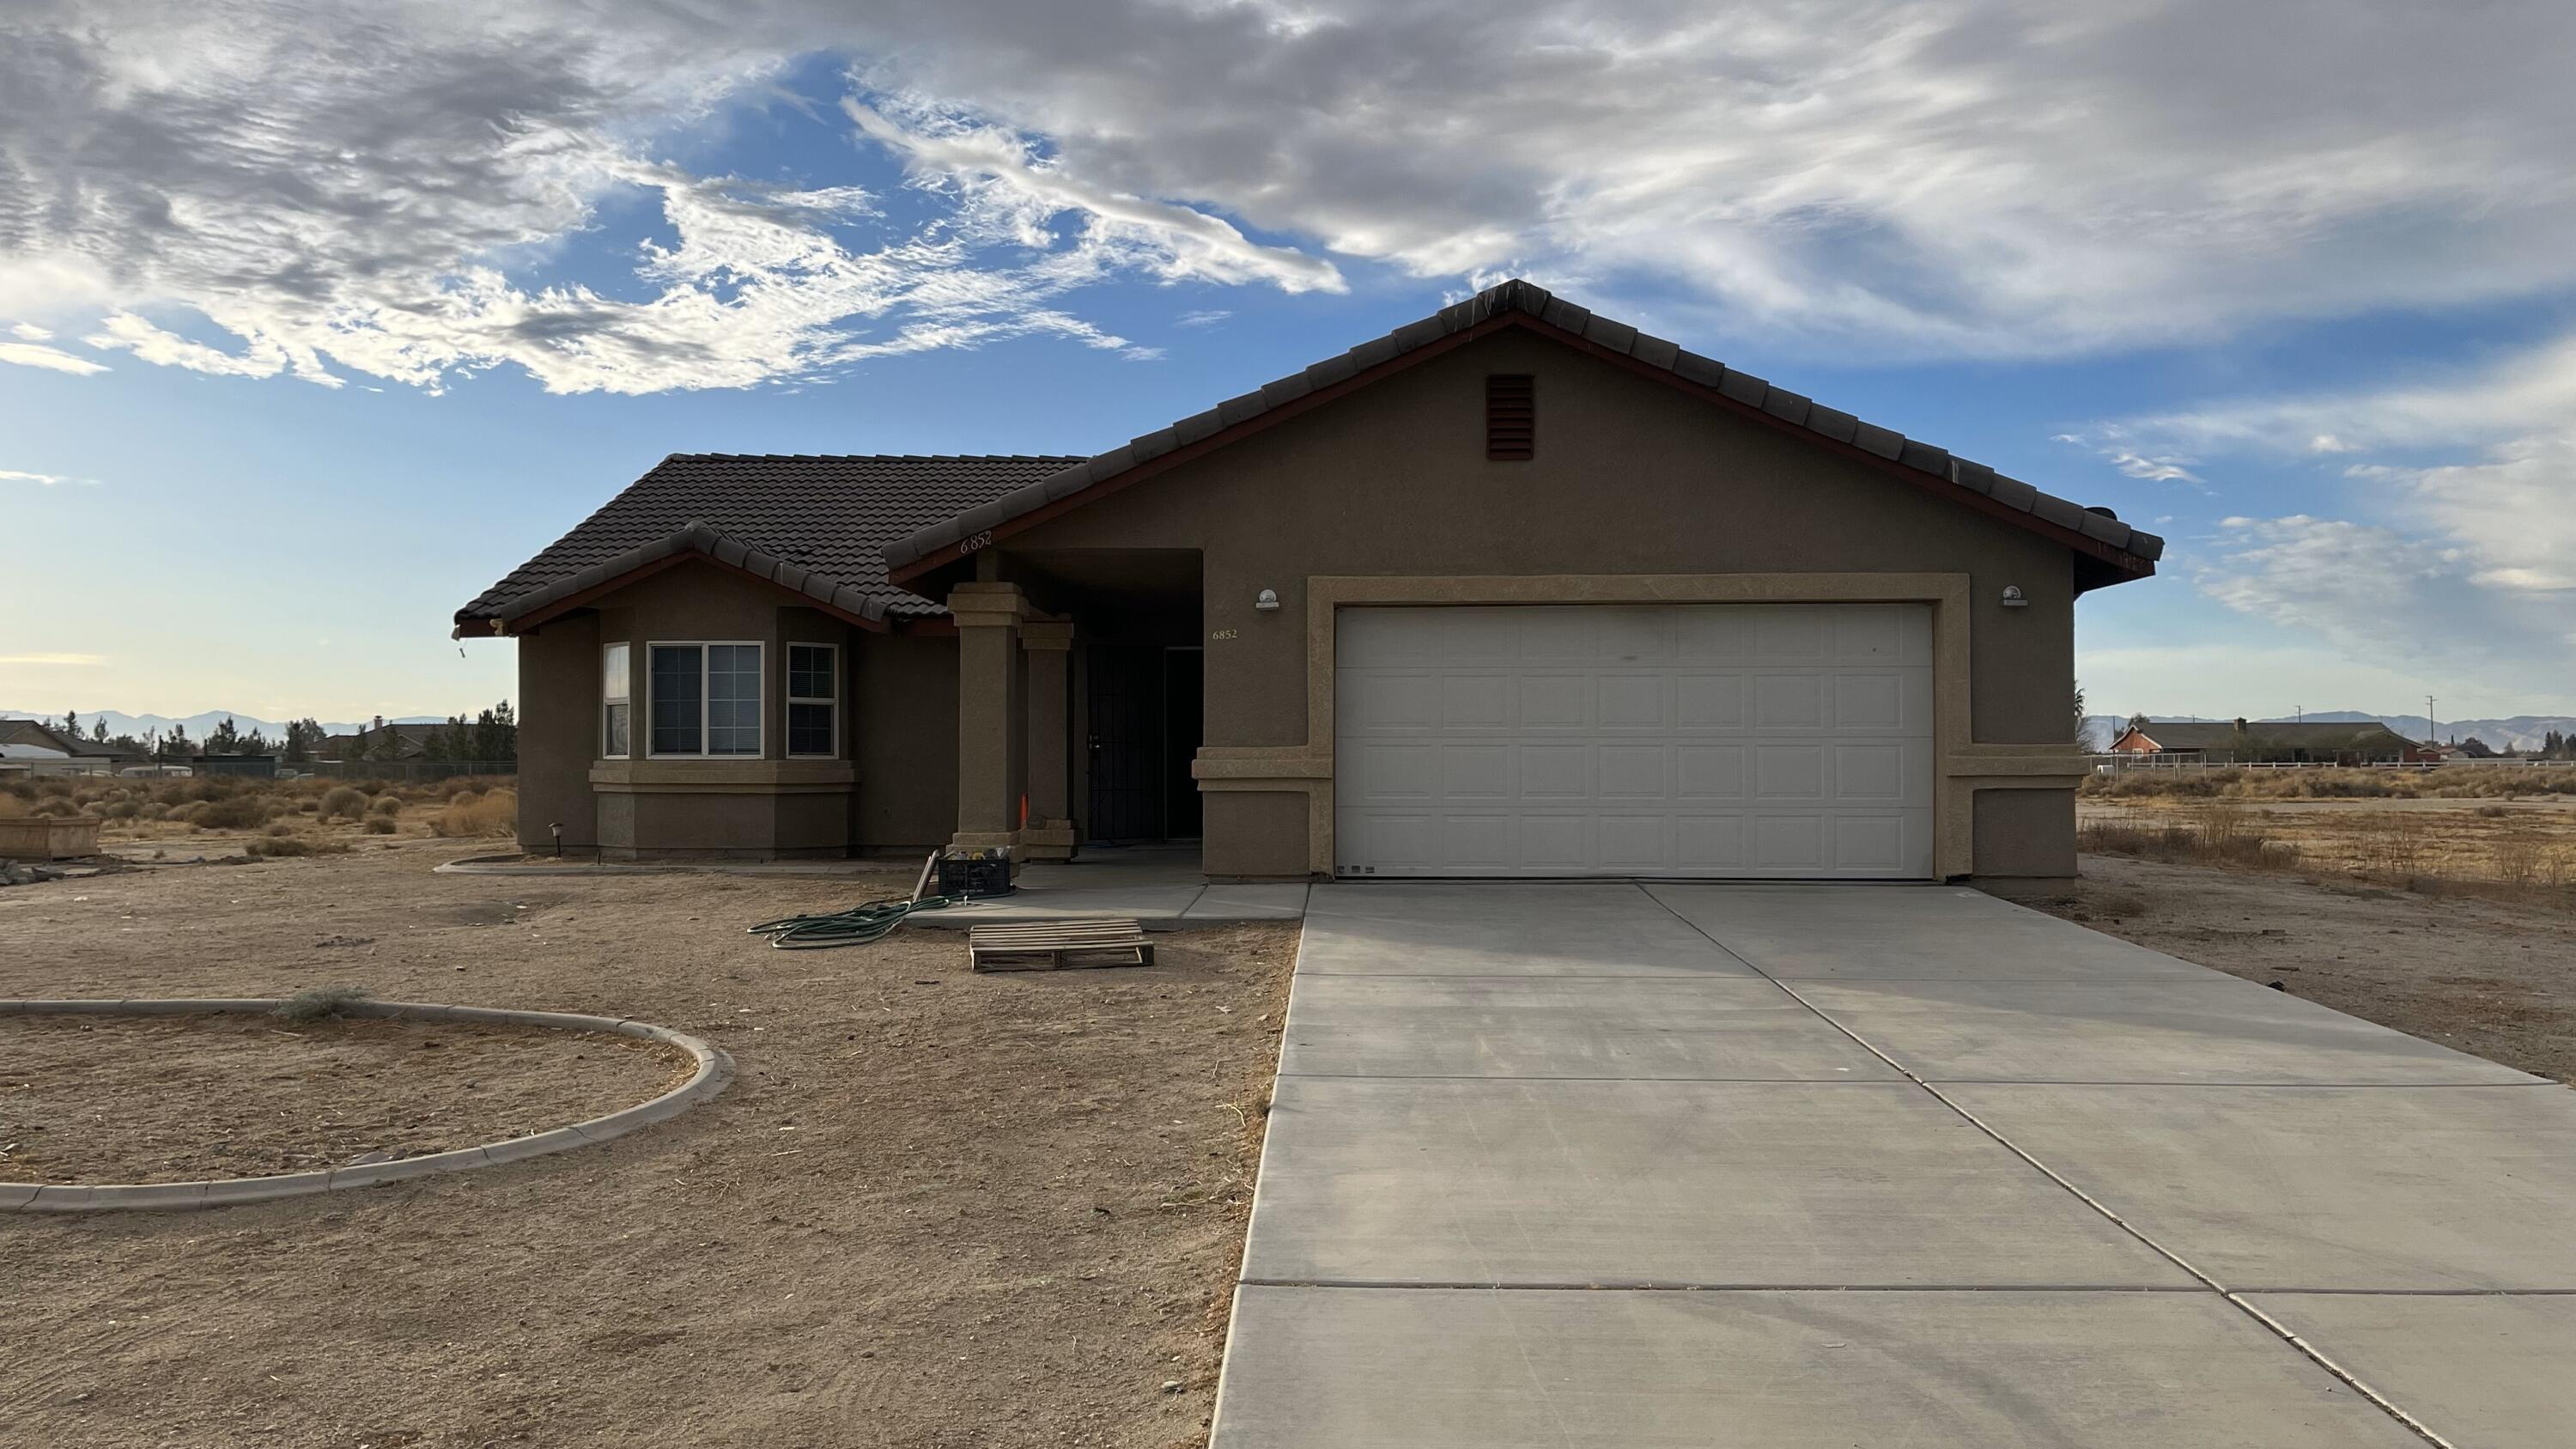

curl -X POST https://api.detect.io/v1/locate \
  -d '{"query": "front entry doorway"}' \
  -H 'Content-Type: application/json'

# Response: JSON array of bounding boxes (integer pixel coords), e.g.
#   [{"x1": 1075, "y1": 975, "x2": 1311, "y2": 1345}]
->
[{"x1": 1085, "y1": 643, "x2": 1202, "y2": 843}]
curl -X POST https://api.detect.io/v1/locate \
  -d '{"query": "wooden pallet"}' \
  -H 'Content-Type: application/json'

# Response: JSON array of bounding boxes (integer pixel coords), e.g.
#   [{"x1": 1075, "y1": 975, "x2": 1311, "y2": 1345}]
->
[{"x1": 968, "y1": 918, "x2": 1156, "y2": 972}]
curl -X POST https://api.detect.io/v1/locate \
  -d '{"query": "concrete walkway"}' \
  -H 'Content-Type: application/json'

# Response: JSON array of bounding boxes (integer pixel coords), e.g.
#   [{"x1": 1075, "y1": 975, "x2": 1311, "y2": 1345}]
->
[{"x1": 1210, "y1": 881, "x2": 2576, "y2": 1447}]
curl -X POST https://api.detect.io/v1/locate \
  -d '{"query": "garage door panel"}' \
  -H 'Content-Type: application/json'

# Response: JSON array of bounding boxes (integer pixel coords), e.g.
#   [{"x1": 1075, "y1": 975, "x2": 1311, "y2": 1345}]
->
[
  {"x1": 1676, "y1": 675, "x2": 1748, "y2": 729},
  {"x1": 1518, "y1": 745, "x2": 1590, "y2": 799},
  {"x1": 1598, "y1": 814, "x2": 1668, "y2": 869},
  {"x1": 1441, "y1": 674, "x2": 1514, "y2": 729},
  {"x1": 1516, "y1": 814, "x2": 1592, "y2": 871},
  {"x1": 1440, "y1": 745, "x2": 1512, "y2": 799},
  {"x1": 1753, "y1": 673, "x2": 1828, "y2": 729},
  {"x1": 1834, "y1": 814, "x2": 1911, "y2": 871},
  {"x1": 1598, "y1": 745, "x2": 1668, "y2": 799},
  {"x1": 1754, "y1": 814, "x2": 1827, "y2": 870},
  {"x1": 1598, "y1": 673, "x2": 1669, "y2": 729},
  {"x1": 1337, "y1": 605, "x2": 1934, "y2": 879},
  {"x1": 1441, "y1": 814, "x2": 1514, "y2": 868},
  {"x1": 1753, "y1": 744, "x2": 1827, "y2": 801}
]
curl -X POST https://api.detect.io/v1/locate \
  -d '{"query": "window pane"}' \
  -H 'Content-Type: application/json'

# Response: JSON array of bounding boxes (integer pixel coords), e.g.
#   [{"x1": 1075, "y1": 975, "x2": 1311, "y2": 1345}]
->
[
  {"x1": 604, "y1": 701, "x2": 630, "y2": 757},
  {"x1": 706, "y1": 643, "x2": 761, "y2": 755},
  {"x1": 787, "y1": 643, "x2": 834, "y2": 701},
  {"x1": 788, "y1": 701, "x2": 834, "y2": 757},
  {"x1": 603, "y1": 642, "x2": 630, "y2": 702},
  {"x1": 650, "y1": 645, "x2": 702, "y2": 754}
]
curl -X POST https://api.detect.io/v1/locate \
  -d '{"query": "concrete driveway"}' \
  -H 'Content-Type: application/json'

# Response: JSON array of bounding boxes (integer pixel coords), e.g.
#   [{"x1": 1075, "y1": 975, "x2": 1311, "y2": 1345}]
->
[{"x1": 1208, "y1": 882, "x2": 2576, "y2": 1448}]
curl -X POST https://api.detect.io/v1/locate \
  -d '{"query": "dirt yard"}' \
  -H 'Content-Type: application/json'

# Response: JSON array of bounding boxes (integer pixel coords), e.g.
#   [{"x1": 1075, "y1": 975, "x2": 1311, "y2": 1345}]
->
[
  {"x1": 2, "y1": 1013, "x2": 692, "y2": 1184},
  {"x1": 0, "y1": 841, "x2": 1296, "y2": 1448},
  {"x1": 1988, "y1": 854, "x2": 2576, "y2": 1085}
]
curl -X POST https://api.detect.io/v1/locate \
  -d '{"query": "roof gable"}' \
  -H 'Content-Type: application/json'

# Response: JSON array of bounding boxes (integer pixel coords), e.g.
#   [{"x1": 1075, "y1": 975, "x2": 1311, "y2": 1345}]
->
[
  {"x1": 881, "y1": 279, "x2": 2162, "y2": 591},
  {"x1": 455, "y1": 454, "x2": 1084, "y2": 635}
]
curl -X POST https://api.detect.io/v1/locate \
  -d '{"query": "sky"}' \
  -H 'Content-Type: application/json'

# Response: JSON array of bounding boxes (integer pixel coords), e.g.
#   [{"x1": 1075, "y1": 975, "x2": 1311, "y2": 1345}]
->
[{"x1": 3, "y1": 0, "x2": 2572, "y2": 725}]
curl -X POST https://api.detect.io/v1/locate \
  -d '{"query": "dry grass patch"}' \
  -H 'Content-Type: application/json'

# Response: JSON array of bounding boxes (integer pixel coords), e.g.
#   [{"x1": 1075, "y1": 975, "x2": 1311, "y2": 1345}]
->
[
  {"x1": 430, "y1": 787, "x2": 516, "y2": 838},
  {"x1": 2085, "y1": 764, "x2": 2576, "y2": 801},
  {"x1": 2084, "y1": 796, "x2": 2576, "y2": 910}
]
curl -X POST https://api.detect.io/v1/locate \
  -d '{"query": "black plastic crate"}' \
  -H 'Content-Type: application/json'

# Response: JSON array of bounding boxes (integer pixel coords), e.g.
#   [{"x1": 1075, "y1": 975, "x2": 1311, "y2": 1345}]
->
[{"x1": 936, "y1": 851, "x2": 1016, "y2": 899}]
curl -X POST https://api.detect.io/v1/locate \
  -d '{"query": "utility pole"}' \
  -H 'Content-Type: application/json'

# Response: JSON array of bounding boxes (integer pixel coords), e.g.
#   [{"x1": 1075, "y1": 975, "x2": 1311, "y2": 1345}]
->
[
  {"x1": 2293, "y1": 704, "x2": 2303, "y2": 724},
  {"x1": 2426, "y1": 696, "x2": 2437, "y2": 745}
]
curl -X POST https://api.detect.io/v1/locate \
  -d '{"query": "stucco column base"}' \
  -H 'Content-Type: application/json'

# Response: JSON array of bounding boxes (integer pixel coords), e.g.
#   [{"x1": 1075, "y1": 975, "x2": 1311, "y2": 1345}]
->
[{"x1": 1017, "y1": 822, "x2": 1078, "y2": 860}]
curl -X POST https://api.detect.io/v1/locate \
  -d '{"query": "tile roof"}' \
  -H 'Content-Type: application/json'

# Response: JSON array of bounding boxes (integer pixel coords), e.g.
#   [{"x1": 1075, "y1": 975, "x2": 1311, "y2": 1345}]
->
[
  {"x1": 880, "y1": 277, "x2": 2165, "y2": 576},
  {"x1": 454, "y1": 454, "x2": 1084, "y2": 632}
]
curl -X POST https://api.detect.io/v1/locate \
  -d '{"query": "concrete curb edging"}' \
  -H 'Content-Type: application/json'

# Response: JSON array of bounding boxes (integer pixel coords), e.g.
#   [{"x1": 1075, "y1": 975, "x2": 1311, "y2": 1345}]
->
[
  {"x1": 0, "y1": 998, "x2": 732, "y2": 1213},
  {"x1": 434, "y1": 852, "x2": 908, "y2": 878}
]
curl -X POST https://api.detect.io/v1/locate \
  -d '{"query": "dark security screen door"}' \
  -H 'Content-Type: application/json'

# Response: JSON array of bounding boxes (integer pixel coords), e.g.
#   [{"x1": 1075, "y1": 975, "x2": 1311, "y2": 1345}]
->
[{"x1": 1086, "y1": 645, "x2": 1162, "y2": 841}]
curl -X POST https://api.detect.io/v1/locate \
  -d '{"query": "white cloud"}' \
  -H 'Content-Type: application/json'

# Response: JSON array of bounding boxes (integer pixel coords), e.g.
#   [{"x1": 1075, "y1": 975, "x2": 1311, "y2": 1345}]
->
[
  {"x1": 1, "y1": 468, "x2": 68, "y2": 484},
  {"x1": 10, "y1": 322, "x2": 52, "y2": 341},
  {"x1": 4, "y1": 1, "x2": 2573, "y2": 395},
  {"x1": 1176, "y1": 308, "x2": 1231, "y2": 327},
  {"x1": 0, "y1": 340, "x2": 108, "y2": 375},
  {"x1": 0, "y1": 653, "x2": 106, "y2": 666}
]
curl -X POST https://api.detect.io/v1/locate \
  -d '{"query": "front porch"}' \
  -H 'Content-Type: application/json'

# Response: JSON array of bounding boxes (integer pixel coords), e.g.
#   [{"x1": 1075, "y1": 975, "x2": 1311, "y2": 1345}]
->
[{"x1": 946, "y1": 547, "x2": 1216, "y2": 868}]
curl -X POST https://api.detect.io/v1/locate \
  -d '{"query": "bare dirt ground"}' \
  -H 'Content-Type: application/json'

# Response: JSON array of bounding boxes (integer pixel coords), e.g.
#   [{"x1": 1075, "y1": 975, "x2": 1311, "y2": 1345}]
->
[
  {"x1": 2, "y1": 1014, "x2": 691, "y2": 1184},
  {"x1": 0, "y1": 840, "x2": 1296, "y2": 1448},
  {"x1": 1988, "y1": 853, "x2": 2576, "y2": 1085}
]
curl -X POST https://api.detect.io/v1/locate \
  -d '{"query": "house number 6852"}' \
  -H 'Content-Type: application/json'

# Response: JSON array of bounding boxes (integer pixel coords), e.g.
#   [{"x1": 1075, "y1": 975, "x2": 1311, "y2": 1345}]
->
[
  {"x1": 957, "y1": 530, "x2": 994, "y2": 556},
  {"x1": 1210, "y1": 628, "x2": 1240, "y2": 641}
]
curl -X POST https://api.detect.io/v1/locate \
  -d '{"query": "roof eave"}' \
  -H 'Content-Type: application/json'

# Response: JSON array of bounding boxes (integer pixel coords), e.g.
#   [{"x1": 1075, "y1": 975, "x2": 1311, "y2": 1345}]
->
[{"x1": 453, "y1": 521, "x2": 896, "y2": 639}]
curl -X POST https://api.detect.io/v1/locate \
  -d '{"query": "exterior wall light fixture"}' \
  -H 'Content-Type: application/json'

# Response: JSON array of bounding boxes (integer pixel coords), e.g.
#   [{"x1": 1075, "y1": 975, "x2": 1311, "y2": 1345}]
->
[
  {"x1": 1255, "y1": 588, "x2": 1281, "y2": 612},
  {"x1": 2000, "y1": 585, "x2": 2029, "y2": 608}
]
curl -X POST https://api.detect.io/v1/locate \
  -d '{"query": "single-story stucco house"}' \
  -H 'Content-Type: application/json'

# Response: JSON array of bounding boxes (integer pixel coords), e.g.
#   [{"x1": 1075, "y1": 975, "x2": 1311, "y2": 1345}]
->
[
  {"x1": 455, "y1": 280, "x2": 2160, "y2": 879},
  {"x1": 2107, "y1": 719, "x2": 2432, "y2": 764}
]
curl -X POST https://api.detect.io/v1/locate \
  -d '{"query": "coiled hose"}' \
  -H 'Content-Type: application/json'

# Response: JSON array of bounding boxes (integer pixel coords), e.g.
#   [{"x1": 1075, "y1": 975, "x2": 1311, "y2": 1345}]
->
[{"x1": 745, "y1": 895, "x2": 961, "y2": 949}]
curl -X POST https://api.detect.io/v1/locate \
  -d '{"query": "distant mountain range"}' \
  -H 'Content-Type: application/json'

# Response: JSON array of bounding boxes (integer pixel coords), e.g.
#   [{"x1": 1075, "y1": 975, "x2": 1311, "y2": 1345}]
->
[
  {"x1": 2084, "y1": 712, "x2": 2576, "y2": 753},
  {"x1": 0, "y1": 709, "x2": 453, "y2": 740}
]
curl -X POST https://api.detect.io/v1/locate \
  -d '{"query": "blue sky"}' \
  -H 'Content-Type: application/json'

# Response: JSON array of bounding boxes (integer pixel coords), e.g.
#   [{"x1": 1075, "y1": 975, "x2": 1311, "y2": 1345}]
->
[{"x1": 5, "y1": 3, "x2": 2572, "y2": 724}]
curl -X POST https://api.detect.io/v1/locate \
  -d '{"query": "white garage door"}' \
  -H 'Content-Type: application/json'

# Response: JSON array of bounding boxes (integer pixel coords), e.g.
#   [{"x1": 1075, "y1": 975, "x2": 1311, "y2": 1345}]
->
[{"x1": 1334, "y1": 604, "x2": 1935, "y2": 879}]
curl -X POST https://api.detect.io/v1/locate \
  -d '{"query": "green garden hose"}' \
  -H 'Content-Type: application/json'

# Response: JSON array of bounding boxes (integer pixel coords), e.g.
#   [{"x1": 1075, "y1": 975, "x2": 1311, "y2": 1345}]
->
[{"x1": 745, "y1": 895, "x2": 961, "y2": 949}]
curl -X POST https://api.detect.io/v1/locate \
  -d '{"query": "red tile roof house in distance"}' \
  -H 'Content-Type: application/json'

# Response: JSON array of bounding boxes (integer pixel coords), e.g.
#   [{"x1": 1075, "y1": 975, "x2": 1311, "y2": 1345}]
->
[{"x1": 457, "y1": 280, "x2": 2160, "y2": 880}]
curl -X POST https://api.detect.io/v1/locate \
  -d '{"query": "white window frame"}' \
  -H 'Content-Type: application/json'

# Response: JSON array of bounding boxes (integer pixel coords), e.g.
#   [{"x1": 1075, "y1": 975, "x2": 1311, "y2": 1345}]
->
[
  {"x1": 646, "y1": 640, "x2": 765, "y2": 759},
  {"x1": 601, "y1": 642, "x2": 632, "y2": 759},
  {"x1": 784, "y1": 642, "x2": 839, "y2": 759}
]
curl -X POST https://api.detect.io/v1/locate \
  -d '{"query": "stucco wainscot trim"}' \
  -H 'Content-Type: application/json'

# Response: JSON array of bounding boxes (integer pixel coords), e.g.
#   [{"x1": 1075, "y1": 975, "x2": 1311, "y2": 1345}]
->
[
  {"x1": 1190, "y1": 573, "x2": 2084, "y2": 880},
  {"x1": 588, "y1": 759, "x2": 859, "y2": 795}
]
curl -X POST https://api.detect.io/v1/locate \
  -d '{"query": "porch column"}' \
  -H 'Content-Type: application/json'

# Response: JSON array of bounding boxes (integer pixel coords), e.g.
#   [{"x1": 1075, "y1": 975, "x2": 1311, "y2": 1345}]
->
[
  {"x1": 1019, "y1": 620, "x2": 1078, "y2": 860},
  {"x1": 949, "y1": 581, "x2": 1026, "y2": 849}
]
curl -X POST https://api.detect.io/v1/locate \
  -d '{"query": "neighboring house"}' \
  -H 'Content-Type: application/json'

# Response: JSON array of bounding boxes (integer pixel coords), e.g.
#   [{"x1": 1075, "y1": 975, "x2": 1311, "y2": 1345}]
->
[
  {"x1": 322, "y1": 721, "x2": 442, "y2": 761},
  {"x1": 191, "y1": 754, "x2": 280, "y2": 778},
  {"x1": 2108, "y1": 720, "x2": 2434, "y2": 764},
  {"x1": 457, "y1": 280, "x2": 2162, "y2": 879},
  {"x1": 0, "y1": 719, "x2": 133, "y2": 773}
]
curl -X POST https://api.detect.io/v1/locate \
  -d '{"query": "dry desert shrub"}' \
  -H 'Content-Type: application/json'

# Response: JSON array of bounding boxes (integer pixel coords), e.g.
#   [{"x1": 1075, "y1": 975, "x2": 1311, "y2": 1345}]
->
[
  {"x1": 191, "y1": 794, "x2": 272, "y2": 831},
  {"x1": 318, "y1": 785, "x2": 369, "y2": 821},
  {"x1": 430, "y1": 788, "x2": 517, "y2": 838},
  {"x1": 362, "y1": 816, "x2": 397, "y2": 835},
  {"x1": 2350, "y1": 813, "x2": 2430, "y2": 880},
  {"x1": 369, "y1": 794, "x2": 401, "y2": 817},
  {"x1": 2079, "y1": 804, "x2": 2299, "y2": 871}
]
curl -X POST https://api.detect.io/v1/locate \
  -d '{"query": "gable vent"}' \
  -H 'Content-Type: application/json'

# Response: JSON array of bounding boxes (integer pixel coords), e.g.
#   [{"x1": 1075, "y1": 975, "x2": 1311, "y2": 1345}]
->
[{"x1": 1485, "y1": 374, "x2": 1535, "y2": 460}]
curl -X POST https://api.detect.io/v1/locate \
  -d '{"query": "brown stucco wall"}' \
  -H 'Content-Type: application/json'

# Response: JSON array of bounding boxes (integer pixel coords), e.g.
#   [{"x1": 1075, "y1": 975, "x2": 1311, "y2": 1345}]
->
[
  {"x1": 514, "y1": 612, "x2": 601, "y2": 853},
  {"x1": 853, "y1": 631, "x2": 961, "y2": 853},
  {"x1": 1973, "y1": 788, "x2": 2080, "y2": 878},
  {"x1": 992, "y1": 329, "x2": 2087, "y2": 877}
]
